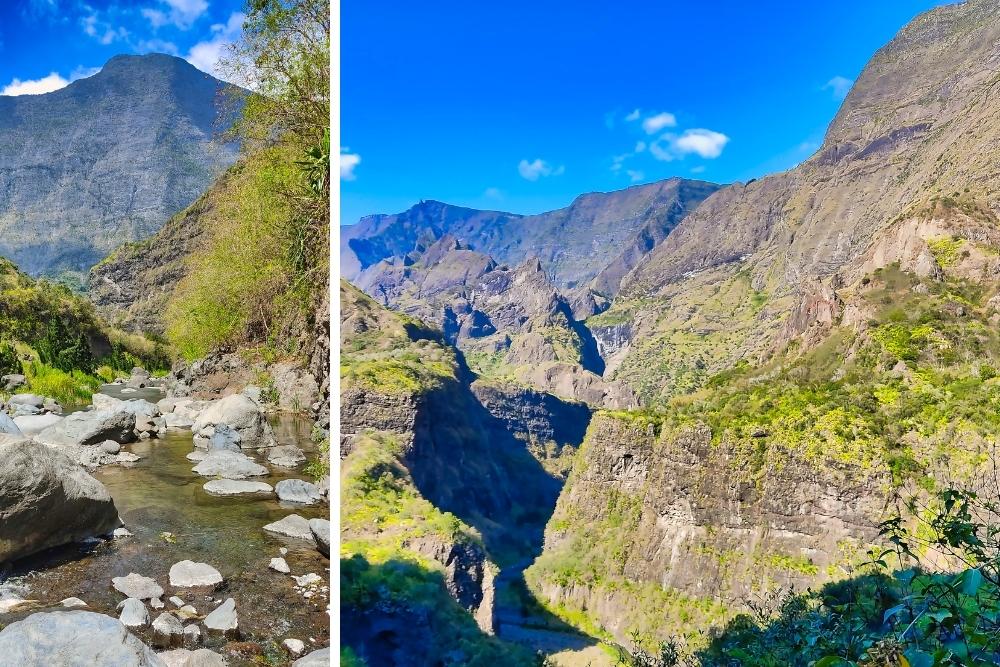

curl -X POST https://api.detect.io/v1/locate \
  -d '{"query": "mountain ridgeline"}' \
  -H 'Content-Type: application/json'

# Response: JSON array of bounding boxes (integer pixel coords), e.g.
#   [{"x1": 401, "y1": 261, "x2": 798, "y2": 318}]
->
[
  {"x1": 342, "y1": 1, "x2": 1000, "y2": 665},
  {"x1": 0, "y1": 53, "x2": 239, "y2": 279}
]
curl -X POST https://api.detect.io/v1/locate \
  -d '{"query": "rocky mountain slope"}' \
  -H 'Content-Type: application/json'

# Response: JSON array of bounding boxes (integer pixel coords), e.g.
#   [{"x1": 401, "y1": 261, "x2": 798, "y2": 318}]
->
[
  {"x1": 601, "y1": 0, "x2": 1000, "y2": 404},
  {"x1": 0, "y1": 53, "x2": 239, "y2": 279},
  {"x1": 339, "y1": 281, "x2": 603, "y2": 664},
  {"x1": 342, "y1": 178, "x2": 719, "y2": 293}
]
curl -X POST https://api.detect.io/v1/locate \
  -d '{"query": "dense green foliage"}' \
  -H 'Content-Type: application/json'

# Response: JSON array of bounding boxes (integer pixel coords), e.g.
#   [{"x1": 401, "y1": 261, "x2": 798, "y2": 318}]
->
[
  {"x1": 166, "y1": 0, "x2": 330, "y2": 361},
  {"x1": 0, "y1": 258, "x2": 167, "y2": 402}
]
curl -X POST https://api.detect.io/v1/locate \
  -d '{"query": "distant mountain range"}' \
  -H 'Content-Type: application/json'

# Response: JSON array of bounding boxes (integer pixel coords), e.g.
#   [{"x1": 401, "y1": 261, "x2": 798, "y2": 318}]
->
[{"x1": 0, "y1": 53, "x2": 239, "y2": 278}]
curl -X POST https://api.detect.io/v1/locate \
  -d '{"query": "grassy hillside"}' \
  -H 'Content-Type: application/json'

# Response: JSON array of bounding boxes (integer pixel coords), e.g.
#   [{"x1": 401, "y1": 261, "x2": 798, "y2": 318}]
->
[{"x1": 0, "y1": 258, "x2": 168, "y2": 402}]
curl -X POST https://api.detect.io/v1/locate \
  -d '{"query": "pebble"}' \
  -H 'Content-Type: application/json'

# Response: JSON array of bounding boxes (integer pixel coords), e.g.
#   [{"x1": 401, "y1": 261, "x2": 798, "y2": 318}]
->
[
  {"x1": 269, "y1": 557, "x2": 290, "y2": 574},
  {"x1": 60, "y1": 597, "x2": 87, "y2": 608}
]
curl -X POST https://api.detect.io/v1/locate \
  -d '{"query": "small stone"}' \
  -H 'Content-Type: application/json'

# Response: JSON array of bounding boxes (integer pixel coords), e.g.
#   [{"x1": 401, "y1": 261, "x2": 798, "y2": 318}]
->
[
  {"x1": 113, "y1": 527, "x2": 133, "y2": 538},
  {"x1": 177, "y1": 605, "x2": 198, "y2": 620},
  {"x1": 113, "y1": 573, "x2": 164, "y2": 600},
  {"x1": 282, "y1": 638, "x2": 306, "y2": 656},
  {"x1": 119, "y1": 597, "x2": 149, "y2": 628},
  {"x1": 269, "y1": 557, "x2": 290, "y2": 574},
  {"x1": 150, "y1": 597, "x2": 165, "y2": 609},
  {"x1": 292, "y1": 573, "x2": 322, "y2": 587},
  {"x1": 279, "y1": 547, "x2": 287, "y2": 555},
  {"x1": 60, "y1": 597, "x2": 87, "y2": 608},
  {"x1": 293, "y1": 648, "x2": 331, "y2": 666},
  {"x1": 170, "y1": 596, "x2": 185, "y2": 608},
  {"x1": 183, "y1": 624, "x2": 202, "y2": 647},
  {"x1": 99, "y1": 440, "x2": 121, "y2": 454},
  {"x1": 203, "y1": 598, "x2": 238, "y2": 638},
  {"x1": 169, "y1": 560, "x2": 223, "y2": 588},
  {"x1": 151, "y1": 612, "x2": 184, "y2": 648}
]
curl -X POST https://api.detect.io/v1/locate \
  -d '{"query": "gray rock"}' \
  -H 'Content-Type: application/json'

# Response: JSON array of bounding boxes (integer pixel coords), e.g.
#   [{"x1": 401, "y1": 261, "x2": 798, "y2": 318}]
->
[
  {"x1": 0, "y1": 439, "x2": 121, "y2": 562},
  {"x1": 114, "y1": 527, "x2": 134, "y2": 538},
  {"x1": 0, "y1": 410, "x2": 21, "y2": 435},
  {"x1": 293, "y1": 648, "x2": 331, "y2": 666},
  {"x1": 262, "y1": 514, "x2": 316, "y2": 543},
  {"x1": 9, "y1": 393, "x2": 45, "y2": 408},
  {"x1": 308, "y1": 518, "x2": 330, "y2": 557},
  {"x1": 36, "y1": 409, "x2": 136, "y2": 447},
  {"x1": 282, "y1": 638, "x2": 305, "y2": 656},
  {"x1": 169, "y1": 596, "x2": 185, "y2": 608},
  {"x1": 316, "y1": 475, "x2": 330, "y2": 498},
  {"x1": 203, "y1": 479, "x2": 273, "y2": 496},
  {"x1": 292, "y1": 573, "x2": 322, "y2": 587},
  {"x1": 120, "y1": 597, "x2": 150, "y2": 628},
  {"x1": 14, "y1": 412, "x2": 63, "y2": 435},
  {"x1": 202, "y1": 598, "x2": 238, "y2": 638},
  {"x1": 151, "y1": 612, "x2": 184, "y2": 648},
  {"x1": 268, "y1": 557, "x2": 290, "y2": 573},
  {"x1": 182, "y1": 624, "x2": 202, "y2": 647},
  {"x1": 61, "y1": 597, "x2": 88, "y2": 608},
  {"x1": 127, "y1": 368, "x2": 152, "y2": 389},
  {"x1": 191, "y1": 394, "x2": 275, "y2": 449},
  {"x1": 2, "y1": 373, "x2": 25, "y2": 390},
  {"x1": 266, "y1": 444, "x2": 306, "y2": 467},
  {"x1": 0, "y1": 611, "x2": 165, "y2": 666},
  {"x1": 113, "y1": 573, "x2": 165, "y2": 600},
  {"x1": 168, "y1": 561, "x2": 223, "y2": 588},
  {"x1": 100, "y1": 440, "x2": 122, "y2": 454},
  {"x1": 192, "y1": 451, "x2": 267, "y2": 479},
  {"x1": 93, "y1": 393, "x2": 125, "y2": 411},
  {"x1": 42, "y1": 398, "x2": 63, "y2": 414},
  {"x1": 12, "y1": 403, "x2": 41, "y2": 416},
  {"x1": 208, "y1": 424, "x2": 241, "y2": 452},
  {"x1": 164, "y1": 412, "x2": 195, "y2": 429},
  {"x1": 158, "y1": 648, "x2": 224, "y2": 667},
  {"x1": 150, "y1": 597, "x2": 165, "y2": 610},
  {"x1": 186, "y1": 451, "x2": 207, "y2": 462},
  {"x1": 275, "y1": 479, "x2": 321, "y2": 505},
  {"x1": 122, "y1": 399, "x2": 161, "y2": 417}
]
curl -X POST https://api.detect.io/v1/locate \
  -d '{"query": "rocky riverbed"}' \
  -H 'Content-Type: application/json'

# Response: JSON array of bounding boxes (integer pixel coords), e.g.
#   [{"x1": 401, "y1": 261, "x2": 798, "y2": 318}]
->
[{"x1": 0, "y1": 377, "x2": 330, "y2": 666}]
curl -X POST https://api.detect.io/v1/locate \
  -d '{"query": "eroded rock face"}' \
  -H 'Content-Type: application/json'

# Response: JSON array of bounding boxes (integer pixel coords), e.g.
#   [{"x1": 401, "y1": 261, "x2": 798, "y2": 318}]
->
[
  {"x1": 528, "y1": 414, "x2": 885, "y2": 644},
  {"x1": 0, "y1": 439, "x2": 121, "y2": 563},
  {"x1": 0, "y1": 611, "x2": 165, "y2": 666}
]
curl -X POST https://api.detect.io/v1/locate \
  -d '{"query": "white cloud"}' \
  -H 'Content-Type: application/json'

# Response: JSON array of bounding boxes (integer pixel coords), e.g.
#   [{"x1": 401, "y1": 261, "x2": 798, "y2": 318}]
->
[
  {"x1": 70, "y1": 65, "x2": 101, "y2": 81},
  {"x1": 642, "y1": 111, "x2": 677, "y2": 134},
  {"x1": 635, "y1": 140, "x2": 646, "y2": 153},
  {"x1": 80, "y1": 10, "x2": 128, "y2": 45},
  {"x1": 144, "y1": 0, "x2": 209, "y2": 29},
  {"x1": 518, "y1": 158, "x2": 563, "y2": 181},
  {"x1": 186, "y1": 12, "x2": 245, "y2": 78},
  {"x1": 1, "y1": 72, "x2": 69, "y2": 96},
  {"x1": 650, "y1": 129, "x2": 730, "y2": 161},
  {"x1": 483, "y1": 187, "x2": 503, "y2": 200},
  {"x1": 690, "y1": 165, "x2": 706, "y2": 174},
  {"x1": 823, "y1": 75, "x2": 853, "y2": 101},
  {"x1": 674, "y1": 128, "x2": 729, "y2": 158},
  {"x1": 624, "y1": 108, "x2": 640, "y2": 122},
  {"x1": 340, "y1": 151, "x2": 361, "y2": 181},
  {"x1": 137, "y1": 38, "x2": 180, "y2": 55},
  {"x1": 626, "y1": 170, "x2": 644, "y2": 183}
]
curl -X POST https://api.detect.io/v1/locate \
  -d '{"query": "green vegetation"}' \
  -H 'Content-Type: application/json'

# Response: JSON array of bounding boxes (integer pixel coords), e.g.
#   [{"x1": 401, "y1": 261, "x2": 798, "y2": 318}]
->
[
  {"x1": 165, "y1": 0, "x2": 329, "y2": 364},
  {"x1": 0, "y1": 258, "x2": 167, "y2": 402}
]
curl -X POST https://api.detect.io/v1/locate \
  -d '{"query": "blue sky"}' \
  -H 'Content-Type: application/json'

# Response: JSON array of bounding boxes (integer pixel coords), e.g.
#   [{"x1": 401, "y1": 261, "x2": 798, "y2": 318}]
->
[
  {"x1": 0, "y1": 0, "x2": 246, "y2": 92},
  {"x1": 342, "y1": 0, "x2": 951, "y2": 225}
]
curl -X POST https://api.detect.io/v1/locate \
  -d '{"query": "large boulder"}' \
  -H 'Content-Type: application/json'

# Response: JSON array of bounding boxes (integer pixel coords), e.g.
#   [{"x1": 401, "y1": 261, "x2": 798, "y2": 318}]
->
[
  {"x1": 168, "y1": 560, "x2": 222, "y2": 588},
  {"x1": 308, "y1": 518, "x2": 330, "y2": 557},
  {"x1": 0, "y1": 411, "x2": 21, "y2": 435},
  {"x1": 263, "y1": 514, "x2": 315, "y2": 543},
  {"x1": 191, "y1": 451, "x2": 267, "y2": 479},
  {"x1": 35, "y1": 409, "x2": 136, "y2": 447},
  {"x1": 275, "y1": 479, "x2": 321, "y2": 505},
  {"x1": 266, "y1": 444, "x2": 306, "y2": 467},
  {"x1": 0, "y1": 439, "x2": 121, "y2": 563},
  {"x1": 191, "y1": 394, "x2": 274, "y2": 449},
  {"x1": 9, "y1": 393, "x2": 45, "y2": 409},
  {"x1": 0, "y1": 611, "x2": 165, "y2": 666},
  {"x1": 122, "y1": 399, "x2": 161, "y2": 418},
  {"x1": 127, "y1": 367, "x2": 152, "y2": 389},
  {"x1": 14, "y1": 412, "x2": 63, "y2": 435}
]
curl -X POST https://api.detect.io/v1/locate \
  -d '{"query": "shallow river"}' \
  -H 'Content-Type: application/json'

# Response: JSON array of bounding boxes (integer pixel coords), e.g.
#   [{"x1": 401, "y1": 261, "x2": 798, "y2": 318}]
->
[{"x1": 0, "y1": 386, "x2": 330, "y2": 665}]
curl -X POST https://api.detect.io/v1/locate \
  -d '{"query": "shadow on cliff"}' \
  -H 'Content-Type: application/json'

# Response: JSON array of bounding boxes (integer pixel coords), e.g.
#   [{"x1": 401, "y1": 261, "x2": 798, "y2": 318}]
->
[
  {"x1": 341, "y1": 552, "x2": 543, "y2": 667},
  {"x1": 402, "y1": 350, "x2": 600, "y2": 653}
]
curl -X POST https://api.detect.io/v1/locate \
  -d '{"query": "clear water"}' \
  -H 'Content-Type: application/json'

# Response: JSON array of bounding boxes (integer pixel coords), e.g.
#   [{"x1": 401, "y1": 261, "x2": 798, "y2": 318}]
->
[{"x1": 0, "y1": 387, "x2": 330, "y2": 664}]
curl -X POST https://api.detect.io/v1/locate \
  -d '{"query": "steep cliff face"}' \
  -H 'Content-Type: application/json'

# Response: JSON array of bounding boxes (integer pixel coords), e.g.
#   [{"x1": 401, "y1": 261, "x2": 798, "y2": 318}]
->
[
  {"x1": 527, "y1": 413, "x2": 885, "y2": 647},
  {"x1": 0, "y1": 53, "x2": 239, "y2": 278},
  {"x1": 339, "y1": 281, "x2": 593, "y2": 662},
  {"x1": 603, "y1": 0, "x2": 1000, "y2": 403},
  {"x1": 356, "y1": 236, "x2": 637, "y2": 408}
]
